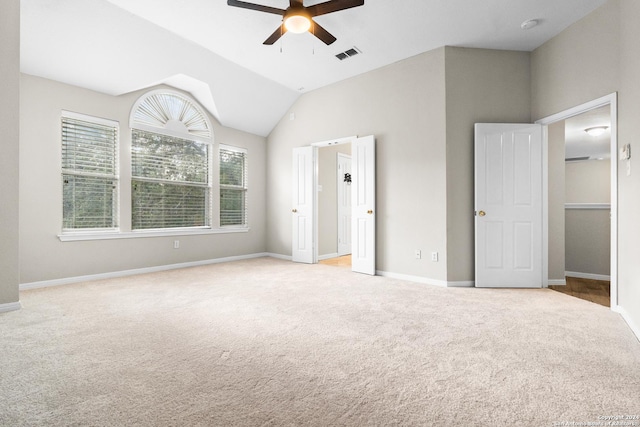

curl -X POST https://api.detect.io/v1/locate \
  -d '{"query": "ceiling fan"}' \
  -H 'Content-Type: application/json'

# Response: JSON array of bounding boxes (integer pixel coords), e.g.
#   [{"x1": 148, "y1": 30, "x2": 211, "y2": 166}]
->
[{"x1": 227, "y1": 0, "x2": 365, "y2": 45}]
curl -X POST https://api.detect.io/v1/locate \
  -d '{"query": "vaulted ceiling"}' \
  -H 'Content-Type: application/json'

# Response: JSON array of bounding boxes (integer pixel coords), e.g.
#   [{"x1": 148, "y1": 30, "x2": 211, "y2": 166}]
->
[{"x1": 21, "y1": 0, "x2": 607, "y2": 136}]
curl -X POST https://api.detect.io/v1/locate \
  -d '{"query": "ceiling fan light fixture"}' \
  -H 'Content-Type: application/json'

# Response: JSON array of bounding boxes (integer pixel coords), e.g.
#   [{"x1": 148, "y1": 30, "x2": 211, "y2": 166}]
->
[
  {"x1": 284, "y1": 13, "x2": 311, "y2": 34},
  {"x1": 585, "y1": 126, "x2": 609, "y2": 136}
]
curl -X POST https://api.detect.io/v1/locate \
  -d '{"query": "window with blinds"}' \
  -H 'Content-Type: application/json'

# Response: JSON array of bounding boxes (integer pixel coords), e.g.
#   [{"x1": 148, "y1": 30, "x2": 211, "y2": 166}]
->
[
  {"x1": 131, "y1": 129, "x2": 210, "y2": 230},
  {"x1": 220, "y1": 145, "x2": 247, "y2": 226},
  {"x1": 61, "y1": 114, "x2": 118, "y2": 230}
]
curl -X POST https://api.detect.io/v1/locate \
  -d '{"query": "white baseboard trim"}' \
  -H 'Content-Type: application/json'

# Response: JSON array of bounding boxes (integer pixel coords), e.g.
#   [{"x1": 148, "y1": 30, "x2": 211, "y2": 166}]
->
[
  {"x1": 548, "y1": 279, "x2": 567, "y2": 286},
  {"x1": 376, "y1": 270, "x2": 474, "y2": 288},
  {"x1": 447, "y1": 280, "x2": 475, "y2": 288},
  {"x1": 0, "y1": 301, "x2": 22, "y2": 313},
  {"x1": 565, "y1": 271, "x2": 611, "y2": 281},
  {"x1": 20, "y1": 253, "x2": 272, "y2": 291},
  {"x1": 318, "y1": 253, "x2": 339, "y2": 261},
  {"x1": 613, "y1": 305, "x2": 640, "y2": 342},
  {"x1": 266, "y1": 252, "x2": 293, "y2": 261}
]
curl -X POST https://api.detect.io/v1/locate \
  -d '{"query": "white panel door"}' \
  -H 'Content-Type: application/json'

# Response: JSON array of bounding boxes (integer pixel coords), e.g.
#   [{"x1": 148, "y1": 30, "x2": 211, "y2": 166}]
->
[
  {"x1": 352, "y1": 135, "x2": 375, "y2": 275},
  {"x1": 292, "y1": 146, "x2": 314, "y2": 264},
  {"x1": 475, "y1": 124, "x2": 542, "y2": 288},
  {"x1": 337, "y1": 153, "x2": 352, "y2": 256}
]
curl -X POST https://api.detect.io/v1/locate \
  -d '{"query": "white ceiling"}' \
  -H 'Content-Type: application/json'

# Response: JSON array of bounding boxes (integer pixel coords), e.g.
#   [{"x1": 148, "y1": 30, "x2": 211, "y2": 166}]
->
[
  {"x1": 21, "y1": 0, "x2": 608, "y2": 136},
  {"x1": 565, "y1": 106, "x2": 612, "y2": 161}
]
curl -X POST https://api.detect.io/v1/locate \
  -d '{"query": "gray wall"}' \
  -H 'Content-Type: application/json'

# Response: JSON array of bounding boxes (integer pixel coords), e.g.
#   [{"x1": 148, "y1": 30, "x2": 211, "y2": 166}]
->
[
  {"x1": 0, "y1": 0, "x2": 20, "y2": 306},
  {"x1": 548, "y1": 121, "x2": 566, "y2": 281},
  {"x1": 565, "y1": 160, "x2": 611, "y2": 276},
  {"x1": 267, "y1": 48, "x2": 449, "y2": 281},
  {"x1": 618, "y1": 0, "x2": 640, "y2": 330},
  {"x1": 19, "y1": 75, "x2": 267, "y2": 284},
  {"x1": 533, "y1": 0, "x2": 640, "y2": 331},
  {"x1": 318, "y1": 144, "x2": 351, "y2": 257},
  {"x1": 531, "y1": 0, "x2": 620, "y2": 120},
  {"x1": 444, "y1": 47, "x2": 531, "y2": 282},
  {"x1": 266, "y1": 46, "x2": 532, "y2": 284}
]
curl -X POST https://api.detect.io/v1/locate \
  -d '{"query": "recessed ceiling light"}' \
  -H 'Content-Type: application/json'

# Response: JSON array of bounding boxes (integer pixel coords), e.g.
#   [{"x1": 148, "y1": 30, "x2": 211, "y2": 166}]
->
[
  {"x1": 585, "y1": 126, "x2": 609, "y2": 136},
  {"x1": 521, "y1": 19, "x2": 539, "y2": 30}
]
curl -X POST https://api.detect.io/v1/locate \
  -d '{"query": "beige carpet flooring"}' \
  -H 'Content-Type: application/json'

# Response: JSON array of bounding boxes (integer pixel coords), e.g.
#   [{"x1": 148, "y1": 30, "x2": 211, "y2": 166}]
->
[{"x1": 1, "y1": 257, "x2": 639, "y2": 426}]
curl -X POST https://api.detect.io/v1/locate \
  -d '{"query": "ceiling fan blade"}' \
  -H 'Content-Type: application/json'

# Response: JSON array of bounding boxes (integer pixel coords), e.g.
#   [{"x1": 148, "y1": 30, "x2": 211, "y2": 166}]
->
[
  {"x1": 227, "y1": 0, "x2": 286, "y2": 16},
  {"x1": 263, "y1": 24, "x2": 287, "y2": 45},
  {"x1": 307, "y1": 0, "x2": 364, "y2": 17},
  {"x1": 310, "y1": 20, "x2": 337, "y2": 45}
]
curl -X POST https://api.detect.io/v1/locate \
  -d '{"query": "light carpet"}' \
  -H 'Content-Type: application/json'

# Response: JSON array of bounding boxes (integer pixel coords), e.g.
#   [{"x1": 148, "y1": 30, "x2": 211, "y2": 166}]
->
[{"x1": 1, "y1": 257, "x2": 639, "y2": 426}]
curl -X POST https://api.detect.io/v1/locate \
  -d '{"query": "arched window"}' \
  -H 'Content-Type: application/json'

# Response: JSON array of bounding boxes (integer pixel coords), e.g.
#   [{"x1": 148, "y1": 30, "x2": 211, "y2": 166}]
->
[{"x1": 130, "y1": 90, "x2": 213, "y2": 230}]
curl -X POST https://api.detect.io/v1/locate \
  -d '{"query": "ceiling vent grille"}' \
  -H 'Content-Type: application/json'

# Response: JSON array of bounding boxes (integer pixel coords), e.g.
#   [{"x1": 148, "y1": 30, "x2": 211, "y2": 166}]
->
[{"x1": 335, "y1": 47, "x2": 361, "y2": 61}]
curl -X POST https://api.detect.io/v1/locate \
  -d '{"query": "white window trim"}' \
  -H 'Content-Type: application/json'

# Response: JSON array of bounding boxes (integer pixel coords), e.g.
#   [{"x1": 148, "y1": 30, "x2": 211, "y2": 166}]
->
[
  {"x1": 57, "y1": 227, "x2": 249, "y2": 242},
  {"x1": 61, "y1": 110, "x2": 120, "y2": 233},
  {"x1": 63, "y1": 110, "x2": 120, "y2": 130}
]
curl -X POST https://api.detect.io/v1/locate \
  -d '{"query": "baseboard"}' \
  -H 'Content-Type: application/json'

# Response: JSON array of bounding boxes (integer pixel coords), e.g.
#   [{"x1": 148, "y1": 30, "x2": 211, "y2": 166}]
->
[
  {"x1": 0, "y1": 301, "x2": 22, "y2": 313},
  {"x1": 447, "y1": 280, "x2": 475, "y2": 288},
  {"x1": 20, "y1": 253, "x2": 273, "y2": 291},
  {"x1": 548, "y1": 279, "x2": 567, "y2": 286},
  {"x1": 613, "y1": 305, "x2": 640, "y2": 342},
  {"x1": 565, "y1": 271, "x2": 611, "y2": 281},
  {"x1": 266, "y1": 252, "x2": 293, "y2": 261},
  {"x1": 318, "y1": 253, "x2": 339, "y2": 261},
  {"x1": 376, "y1": 270, "x2": 474, "y2": 288}
]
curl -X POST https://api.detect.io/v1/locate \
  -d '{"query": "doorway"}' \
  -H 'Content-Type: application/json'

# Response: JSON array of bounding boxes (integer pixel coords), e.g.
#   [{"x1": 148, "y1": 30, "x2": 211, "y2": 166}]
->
[
  {"x1": 536, "y1": 93, "x2": 618, "y2": 308},
  {"x1": 317, "y1": 144, "x2": 352, "y2": 264},
  {"x1": 547, "y1": 106, "x2": 612, "y2": 307},
  {"x1": 292, "y1": 135, "x2": 376, "y2": 275}
]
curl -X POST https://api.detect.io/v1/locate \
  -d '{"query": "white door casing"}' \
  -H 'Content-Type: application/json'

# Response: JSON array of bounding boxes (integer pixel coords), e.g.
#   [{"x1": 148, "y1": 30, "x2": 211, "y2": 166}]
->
[
  {"x1": 292, "y1": 146, "x2": 314, "y2": 264},
  {"x1": 337, "y1": 153, "x2": 352, "y2": 256},
  {"x1": 352, "y1": 135, "x2": 376, "y2": 275},
  {"x1": 475, "y1": 124, "x2": 543, "y2": 288}
]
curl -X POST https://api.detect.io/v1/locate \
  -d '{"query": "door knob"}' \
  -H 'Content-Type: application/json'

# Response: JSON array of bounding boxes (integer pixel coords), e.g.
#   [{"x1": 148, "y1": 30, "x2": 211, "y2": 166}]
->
[
  {"x1": 367, "y1": 210, "x2": 373, "y2": 214},
  {"x1": 478, "y1": 210, "x2": 486, "y2": 217},
  {"x1": 292, "y1": 209, "x2": 297, "y2": 213}
]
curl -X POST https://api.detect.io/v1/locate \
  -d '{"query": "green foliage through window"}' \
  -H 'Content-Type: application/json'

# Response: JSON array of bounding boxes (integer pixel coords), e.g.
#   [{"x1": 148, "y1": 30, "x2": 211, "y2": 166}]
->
[
  {"x1": 62, "y1": 116, "x2": 118, "y2": 230},
  {"x1": 220, "y1": 147, "x2": 247, "y2": 226},
  {"x1": 131, "y1": 129, "x2": 210, "y2": 229}
]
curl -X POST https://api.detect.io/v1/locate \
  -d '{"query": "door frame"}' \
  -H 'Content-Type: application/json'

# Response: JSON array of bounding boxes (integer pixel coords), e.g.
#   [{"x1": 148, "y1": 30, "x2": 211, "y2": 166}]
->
[{"x1": 536, "y1": 92, "x2": 618, "y2": 308}]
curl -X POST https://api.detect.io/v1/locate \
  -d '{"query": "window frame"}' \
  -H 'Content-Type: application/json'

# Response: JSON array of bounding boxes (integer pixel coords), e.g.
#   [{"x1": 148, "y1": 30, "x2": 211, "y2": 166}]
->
[
  {"x1": 219, "y1": 144, "x2": 248, "y2": 228},
  {"x1": 60, "y1": 110, "x2": 120, "y2": 233},
  {"x1": 131, "y1": 129, "x2": 212, "y2": 231},
  {"x1": 57, "y1": 91, "x2": 252, "y2": 242},
  {"x1": 129, "y1": 90, "x2": 214, "y2": 232}
]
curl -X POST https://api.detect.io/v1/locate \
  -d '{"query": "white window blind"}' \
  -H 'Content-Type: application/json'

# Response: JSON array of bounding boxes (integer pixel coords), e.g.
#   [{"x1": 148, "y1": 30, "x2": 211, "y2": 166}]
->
[
  {"x1": 220, "y1": 146, "x2": 247, "y2": 226},
  {"x1": 132, "y1": 129, "x2": 210, "y2": 230},
  {"x1": 61, "y1": 114, "x2": 118, "y2": 230}
]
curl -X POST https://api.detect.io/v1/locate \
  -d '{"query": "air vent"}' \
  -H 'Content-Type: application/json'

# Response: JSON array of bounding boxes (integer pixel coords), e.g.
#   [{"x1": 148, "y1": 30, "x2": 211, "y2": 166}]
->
[{"x1": 335, "y1": 47, "x2": 361, "y2": 61}]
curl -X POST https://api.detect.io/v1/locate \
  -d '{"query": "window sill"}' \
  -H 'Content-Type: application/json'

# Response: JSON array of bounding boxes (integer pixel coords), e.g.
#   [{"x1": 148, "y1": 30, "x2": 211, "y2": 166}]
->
[{"x1": 58, "y1": 227, "x2": 250, "y2": 242}]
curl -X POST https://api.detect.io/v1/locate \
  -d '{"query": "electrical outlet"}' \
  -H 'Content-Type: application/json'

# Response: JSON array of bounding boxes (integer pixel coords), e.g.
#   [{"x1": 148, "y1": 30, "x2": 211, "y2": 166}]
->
[
  {"x1": 414, "y1": 250, "x2": 421, "y2": 259},
  {"x1": 431, "y1": 251, "x2": 438, "y2": 262},
  {"x1": 174, "y1": 240, "x2": 180, "y2": 249}
]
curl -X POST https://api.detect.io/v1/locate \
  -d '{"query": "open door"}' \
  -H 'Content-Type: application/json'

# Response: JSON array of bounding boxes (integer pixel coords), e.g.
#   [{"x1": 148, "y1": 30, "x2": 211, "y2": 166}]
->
[
  {"x1": 351, "y1": 135, "x2": 376, "y2": 275},
  {"x1": 475, "y1": 124, "x2": 542, "y2": 288},
  {"x1": 292, "y1": 146, "x2": 314, "y2": 264}
]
